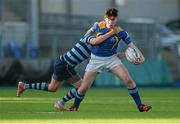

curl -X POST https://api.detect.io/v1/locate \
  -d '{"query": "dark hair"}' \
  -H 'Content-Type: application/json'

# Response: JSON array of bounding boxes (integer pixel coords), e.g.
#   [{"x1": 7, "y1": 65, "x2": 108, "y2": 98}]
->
[{"x1": 105, "y1": 8, "x2": 118, "y2": 17}]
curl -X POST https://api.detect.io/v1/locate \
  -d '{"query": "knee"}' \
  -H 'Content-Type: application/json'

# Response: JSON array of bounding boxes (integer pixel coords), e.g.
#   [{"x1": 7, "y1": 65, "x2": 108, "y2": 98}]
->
[
  {"x1": 48, "y1": 85, "x2": 58, "y2": 92},
  {"x1": 123, "y1": 76, "x2": 135, "y2": 87}
]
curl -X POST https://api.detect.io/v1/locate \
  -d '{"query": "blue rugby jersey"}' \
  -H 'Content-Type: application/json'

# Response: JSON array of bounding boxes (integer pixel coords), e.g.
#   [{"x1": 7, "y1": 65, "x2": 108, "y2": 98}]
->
[
  {"x1": 60, "y1": 35, "x2": 94, "y2": 67},
  {"x1": 90, "y1": 21, "x2": 132, "y2": 57}
]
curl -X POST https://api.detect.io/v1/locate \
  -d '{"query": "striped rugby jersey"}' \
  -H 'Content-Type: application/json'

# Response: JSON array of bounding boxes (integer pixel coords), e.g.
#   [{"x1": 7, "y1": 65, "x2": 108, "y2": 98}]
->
[{"x1": 60, "y1": 35, "x2": 95, "y2": 67}]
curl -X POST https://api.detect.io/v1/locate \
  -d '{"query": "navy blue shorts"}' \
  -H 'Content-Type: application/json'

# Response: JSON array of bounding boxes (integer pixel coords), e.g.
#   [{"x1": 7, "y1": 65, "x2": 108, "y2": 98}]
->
[{"x1": 53, "y1": 57, "x2": 77, "y2": 81}]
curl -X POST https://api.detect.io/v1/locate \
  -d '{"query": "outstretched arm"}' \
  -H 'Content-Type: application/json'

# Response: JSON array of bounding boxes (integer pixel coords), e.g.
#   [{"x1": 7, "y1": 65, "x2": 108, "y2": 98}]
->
[{"x1": 84, "y1": 28, "x2": 94, "y2": 36}]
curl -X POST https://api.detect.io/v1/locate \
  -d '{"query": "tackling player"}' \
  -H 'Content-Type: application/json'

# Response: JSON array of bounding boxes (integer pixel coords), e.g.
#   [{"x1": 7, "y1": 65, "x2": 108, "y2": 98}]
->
[{"x1": 17, "y1": 29, "x2": 119, "y2": 111}]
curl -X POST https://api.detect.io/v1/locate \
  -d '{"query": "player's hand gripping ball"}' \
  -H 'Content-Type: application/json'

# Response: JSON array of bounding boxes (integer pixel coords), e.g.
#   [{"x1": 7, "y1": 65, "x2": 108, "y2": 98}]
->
[{"x1": 125, "y1": 47, "x2": 143, "y2": 65}]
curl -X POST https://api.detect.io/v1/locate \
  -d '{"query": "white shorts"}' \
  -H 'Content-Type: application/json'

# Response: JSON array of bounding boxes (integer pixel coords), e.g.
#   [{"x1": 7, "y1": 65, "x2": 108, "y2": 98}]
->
[{"x1": 85, "y1": 54, "x2": 123, "y2": 73}]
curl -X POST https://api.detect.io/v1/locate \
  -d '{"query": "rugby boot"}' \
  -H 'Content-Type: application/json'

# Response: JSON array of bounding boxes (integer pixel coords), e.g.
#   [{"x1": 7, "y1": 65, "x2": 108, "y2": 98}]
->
[
  {"x1": 69, "y1": 105, "x2": 78, "y2": 111},
  {"x1": 138, "y1": 104, "x2": 152, "y2": 112},
  {"x1": 54, "y1": 102, "x2": 69, "y2": 112},
  {"x1": 17, "y1": 81, "x2": 25, "y2": 97}
]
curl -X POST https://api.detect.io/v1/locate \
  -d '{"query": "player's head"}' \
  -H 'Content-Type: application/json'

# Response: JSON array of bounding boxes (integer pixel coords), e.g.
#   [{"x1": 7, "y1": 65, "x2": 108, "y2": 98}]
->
[{"x1": 104, "y1": 8, "x2": 118, "y2": 28}]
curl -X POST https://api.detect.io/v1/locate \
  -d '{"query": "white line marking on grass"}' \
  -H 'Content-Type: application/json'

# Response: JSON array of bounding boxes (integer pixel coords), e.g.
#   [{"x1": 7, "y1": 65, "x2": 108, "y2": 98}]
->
[
  {"x1": 0, "y1": 97, "x2": 179, "y2": 101},
  {"x1": 6, "y1": 111, "x2": 63, "y2": 114},
  {"x1": 0, "y1": 97, "x2": 56, "y2": 101},
  {"x1": 0, "y1": 100, "x2": 179, "y2": 104},
  {"x1": 0, "y1": 101, "x2": 53, "y2": 103},
  {"x1": 0, "y1": 119, "x2": 180, "y2": 124}
]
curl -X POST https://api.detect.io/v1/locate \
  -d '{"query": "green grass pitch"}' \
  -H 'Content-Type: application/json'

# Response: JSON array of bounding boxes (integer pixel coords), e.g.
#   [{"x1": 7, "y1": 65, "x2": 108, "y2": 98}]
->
[{"x1": 0, "y1": 87, "x2": 180, "y2": 124}]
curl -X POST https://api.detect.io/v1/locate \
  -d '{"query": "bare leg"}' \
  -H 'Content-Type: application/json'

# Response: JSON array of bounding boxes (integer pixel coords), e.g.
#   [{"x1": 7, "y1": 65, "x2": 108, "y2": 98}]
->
[
  {"x1": 110, "y1": 64, "x2": 136, "y2": 89},
  {"x1": 72, "y1": 71, "x2": 98, "y2": 110},
  {"x1": 111, "y1": 65, "x2": 145, "y2": 110}
]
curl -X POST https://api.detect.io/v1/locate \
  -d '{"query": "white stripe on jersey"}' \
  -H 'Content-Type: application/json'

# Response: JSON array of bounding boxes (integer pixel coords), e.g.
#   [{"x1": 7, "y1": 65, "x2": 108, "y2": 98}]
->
[
  {"x1": 66, "y1": 52, "x2": 79, "y2": 64},
  {"x1": 75, "y1": 43, "x2": 90, "y2": 57},
  {"x1": 71, "y1": 48, "x2": 84, "y2": 61},
  {"x1": 124, "y1": 31, "x2": 130, "y2": 40},
  {"x1": 63, "y1": 57, "x2": 75, "y2": 67}
]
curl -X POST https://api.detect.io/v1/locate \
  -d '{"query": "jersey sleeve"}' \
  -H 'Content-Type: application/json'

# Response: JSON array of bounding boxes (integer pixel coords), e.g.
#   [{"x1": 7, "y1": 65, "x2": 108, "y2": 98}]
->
[
  {"x1": 80, "y1": 35, "x2": 95, "y2": 44},
  {"x1": 120, "y1": 31, "x2": 132, "y2": 45},
  {"x1": 91, "y1": 22, "x2": 99, "y2": 32}
]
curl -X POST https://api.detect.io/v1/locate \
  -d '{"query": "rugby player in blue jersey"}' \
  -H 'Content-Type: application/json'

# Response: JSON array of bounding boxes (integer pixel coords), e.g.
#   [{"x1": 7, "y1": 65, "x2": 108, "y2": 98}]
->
[
  {"x1": 17, "y1": 28, "x2": 120, "y2": 111},
  {"x1": 70, "y1": 8, "x2": 152, "y2": 112}
]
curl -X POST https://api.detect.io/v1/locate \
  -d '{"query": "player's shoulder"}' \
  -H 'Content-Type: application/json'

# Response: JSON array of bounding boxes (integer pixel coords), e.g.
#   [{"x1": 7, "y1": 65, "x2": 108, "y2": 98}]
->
[{"x1": 97, "y1": 21, "x2": 106, "y2": 29}]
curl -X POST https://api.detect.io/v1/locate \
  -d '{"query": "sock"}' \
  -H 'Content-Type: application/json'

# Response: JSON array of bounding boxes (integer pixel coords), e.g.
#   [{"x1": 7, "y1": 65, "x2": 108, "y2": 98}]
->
[
  {"x1": 73, "y1": 91, "x2": 85, "y2": 109},
  {"x1": 25, "y1": 82, "x2": 48, "y2": 91},
  {"x1": 59, "y1": 88, "x2": 77, "y2": 105},
  {"x1": 128, "y1": 87, "x2": 142, "y2": 107}
]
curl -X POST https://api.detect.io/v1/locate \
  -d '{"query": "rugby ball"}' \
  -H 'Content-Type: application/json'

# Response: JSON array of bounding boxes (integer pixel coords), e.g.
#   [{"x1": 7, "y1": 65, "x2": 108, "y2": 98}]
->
[{"x1": 125, "y1": 47, "x2": 140, "y2": 63}]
